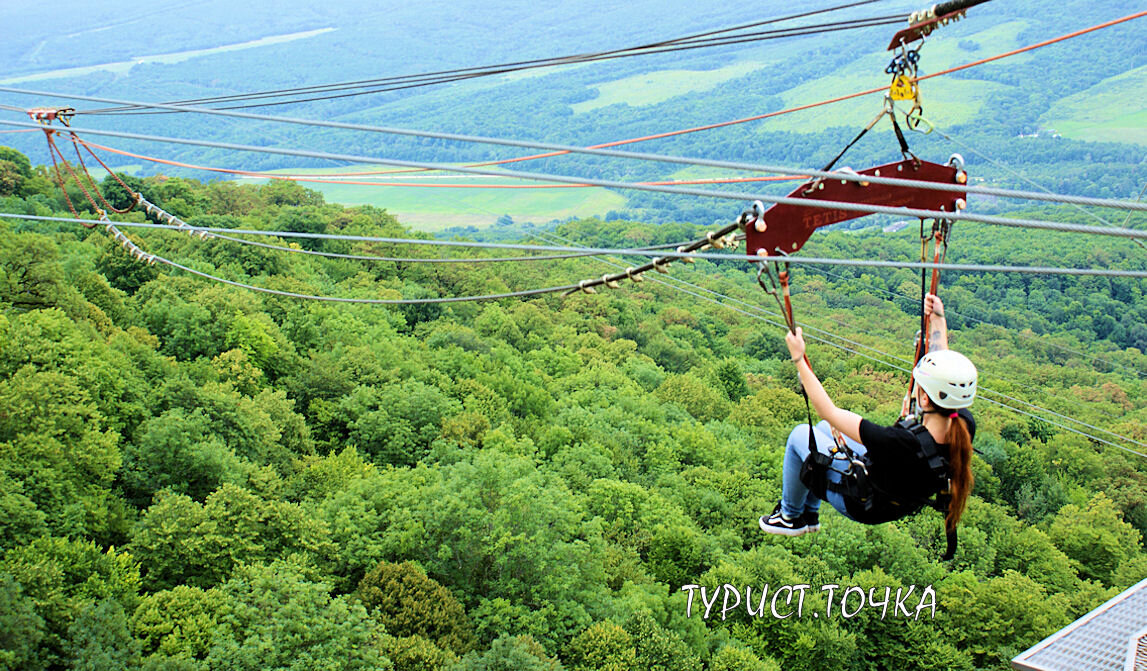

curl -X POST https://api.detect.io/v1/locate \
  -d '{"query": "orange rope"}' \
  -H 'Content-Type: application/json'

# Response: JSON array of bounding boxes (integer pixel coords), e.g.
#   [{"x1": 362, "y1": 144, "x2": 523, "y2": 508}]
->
[
  {"x1": 43, "y1": 131, "x2": 87, "y2": 224},
  {"x1": 77, "y1": 138, "x2": 804, "y2": 188},
  {"x1": 68, "y1": 133, "x2": 133, "y2": 213},
  {"x1": 275, "y1": 86, "x2": 887, "y2": 179},
  {"x1": 43, "y1": 131, "x2": 107, "y2": 226},
  {"x1": 918, "y1": 10, "x2": 1147, "y2": 82},
  {"x1": 278, "y1": 10, "x2": 1147, "y2": 179}
]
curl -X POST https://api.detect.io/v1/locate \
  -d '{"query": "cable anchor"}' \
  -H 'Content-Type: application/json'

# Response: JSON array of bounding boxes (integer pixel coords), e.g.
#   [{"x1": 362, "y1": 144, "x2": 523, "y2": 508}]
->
[{"x1": 27, "y1": 107, "x2": 75, "y2": 126}]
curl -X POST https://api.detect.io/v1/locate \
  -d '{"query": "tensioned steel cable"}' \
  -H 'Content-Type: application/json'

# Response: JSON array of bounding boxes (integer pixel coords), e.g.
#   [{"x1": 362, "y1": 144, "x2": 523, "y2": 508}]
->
[
  {"x1": 203, "y1": 233, "x2": 622, "y2": 264},
  {"x1": 4, "y1": 122, "x2": 1147, "y2": 242},
  {"x1": 8, "y1": 91, "x2": 1147, "y2": 215},
  {"x1": 0, "y1": 212, "x2": 692, "y2": 263},
  {"x1": 157, "y1": 253, "x2": 582, "y2": 303},
  {"x1": 80, "y1": 2, "x2": 901, "y2": 114},
  {"x1": 94, "y1": 216, "x2": 589, "y2": 303},
  {"x1": 545, "y1": 235, "x2": 1147, "y2": 459},
  {"x1": 802, "y1": 264, "x2": 1145, "y2": 379},
  {"x1": 549, "y1": 238, "x2": 1147, "y2": 458},
  {"x1": 91, "y1": 18, "x2": 909, "y2": 114},
  {"x1": 7, "y1": 214, "x2": 1147, "y2": 277},
  {"x1": 653, "y1": 261, "x2": 1144, "y2": 416},
  {"x1": 13, "y1": 213, "x2": 1147, "y2": 452},
  {"x1": 82, "y1": 14, "x2": 893, "y2": 112},
  {"x1": 931, "y1": 124, "x2": 1147, "y2": 252},
  {"x1": 538, "y1": 230, "x2": 1147, "y2": 443}
]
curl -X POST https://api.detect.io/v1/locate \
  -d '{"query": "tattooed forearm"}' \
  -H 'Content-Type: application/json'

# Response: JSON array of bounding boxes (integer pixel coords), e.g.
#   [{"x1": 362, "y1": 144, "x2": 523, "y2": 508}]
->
[{"x1": 928, "y1": 330, "x2": 946, "y2": 352}]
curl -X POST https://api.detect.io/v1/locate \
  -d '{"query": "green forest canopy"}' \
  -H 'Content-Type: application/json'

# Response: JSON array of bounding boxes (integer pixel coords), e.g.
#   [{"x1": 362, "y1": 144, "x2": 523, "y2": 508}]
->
[{"x1": 1, "y1": 149, "x2": 1145, "y2": 670}]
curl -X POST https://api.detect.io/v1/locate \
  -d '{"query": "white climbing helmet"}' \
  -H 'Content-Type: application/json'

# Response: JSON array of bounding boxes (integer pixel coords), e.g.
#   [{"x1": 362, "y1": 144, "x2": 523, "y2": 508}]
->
[{"x1": 913, "y1": 350, "x2": 977, "y2": 409}]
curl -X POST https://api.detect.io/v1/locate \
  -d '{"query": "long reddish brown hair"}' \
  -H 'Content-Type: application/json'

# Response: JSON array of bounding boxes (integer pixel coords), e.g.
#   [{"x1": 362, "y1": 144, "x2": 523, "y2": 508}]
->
[{"x1": 944, "y1": 415, "x2": 974, "y2": 532}]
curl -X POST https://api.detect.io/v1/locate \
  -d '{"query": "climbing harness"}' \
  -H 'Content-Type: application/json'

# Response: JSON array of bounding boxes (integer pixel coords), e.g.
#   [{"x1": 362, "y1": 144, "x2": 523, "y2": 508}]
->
[{"x1": 743, "y1": 86, "x2": 971, "y2": 558}]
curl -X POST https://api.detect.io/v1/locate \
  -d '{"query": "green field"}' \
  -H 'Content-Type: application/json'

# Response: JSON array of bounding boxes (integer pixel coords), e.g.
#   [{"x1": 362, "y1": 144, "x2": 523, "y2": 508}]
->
[
  {"x1": 1041, "y1": 63, "x2": 1147, "y2": 145},
  {"x1": 760, "y1": 20, "x2": 1033, "y2": 133},
  {"x1": 571, "y1": 60, "x2": 769, "y2": 113},
  {"x1": 250, "y1": 170, "x2": 628, "y2": 232}
]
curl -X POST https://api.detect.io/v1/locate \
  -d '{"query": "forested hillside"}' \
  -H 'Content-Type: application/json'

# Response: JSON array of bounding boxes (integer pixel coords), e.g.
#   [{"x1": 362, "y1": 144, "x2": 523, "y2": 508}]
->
[
  {"x1": 2, "y1": 152, "x2": 1145, "y2": 670},
  {"x1": 1, "y1": 0, "x2": 1145, "y2": 227},
  {"x1": 3, "y1": 0, "x2": 1147, "y2": 668}
]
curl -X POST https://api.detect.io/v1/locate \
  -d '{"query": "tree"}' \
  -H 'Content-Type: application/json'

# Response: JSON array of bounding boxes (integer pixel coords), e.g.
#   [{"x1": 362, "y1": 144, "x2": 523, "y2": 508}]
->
[
  {"x1": 624, "y1": 611, "x2": 702, "y2": 671},
  {"x1": 452, "y1": 635, "x2": 560, "y2": 671},
  {"x1": 713, "y1": 359, "x2": 749, "y2": 401},
  {"x1": 0, "y1": 572, "x2": 46, "y2": 671},
  {"x1": 566, "y1": 621, "x2": 638, "y2": 671},
  {"x1": 262, "y1": 181, "x2": 324, "y2": 207},
  {"x1": 0, "y1": 366, "x2": 122, "y2": 544},
  {"x1": 1048, "y1": 492, "x2": 1143, "y2": 586},
  {"x1": 65, "y1": 599, "x2": 142, "y2": 671},
  {"x1": 655, "y1": 374, "x2": 730, "y2": 423},
  {"x1": 341, "y1": 381, "x2": 460, "y2": 466},
  {"x1": 709, "y1": 645, "x2": 778, "y2": 671},
  {"x1": 120, "y1": 407, "x2": 251, "y2": 503},
  {"x1": 1, "y1": 538, "x2": 139, "y2": 670},
  {"x1": 99, "y1": 172, "x2": 147, "y2": 212},
  {"x1": 317, "y1": 452, "x2": 607, "y2": 649},
  {"x1": 0, "y1": 148, "x2": 32, "y2": 197},
  {"x1": 0, "y1": 160, "x2": 26, "y2": 196},
  {"x1": 204, "y1": 560, "x2": 387, "y2": 671},
  {"x1": 129, "y1": 485, "x2": 332, "y2": 590},
  {"x1": 0, "y1": 231, "x2": 62, "y2": 311},
  {"x1": 133, "y1": 585, "x2": 226, "y2": 664},
  {"x1": 94, "y1": 238, "x2": 159, "y2": 294},
  {"x1": 937, "y1": 570, "x2": 1071, "y2": 669},
  {"x1": 355, "y1": 560, "x2": 475, "y2": 655},
  {"x1": 287, "y1": 446, "x2": 376, "y2": 502},
  {"x1": 380, "y1": 635, "x2": 457, "y2": 671}
]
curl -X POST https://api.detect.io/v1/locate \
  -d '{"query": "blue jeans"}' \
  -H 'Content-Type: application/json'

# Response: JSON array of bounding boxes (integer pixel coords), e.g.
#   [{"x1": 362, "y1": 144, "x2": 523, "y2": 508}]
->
[{"x1": 780, "y1": 420, "x2": 868, "y2": 520}]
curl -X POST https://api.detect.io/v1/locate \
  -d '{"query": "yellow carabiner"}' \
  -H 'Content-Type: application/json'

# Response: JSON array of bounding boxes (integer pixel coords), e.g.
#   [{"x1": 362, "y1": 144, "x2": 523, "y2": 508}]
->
[{"x1": 889, "y1": 74, "x2": 917, "y2": 101}]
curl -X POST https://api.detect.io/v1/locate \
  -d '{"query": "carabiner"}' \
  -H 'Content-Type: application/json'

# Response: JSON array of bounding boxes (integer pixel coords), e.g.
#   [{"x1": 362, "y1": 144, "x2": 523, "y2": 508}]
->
[{"x1": 906, "y1": 105, "x2": 933, "y2": 134}]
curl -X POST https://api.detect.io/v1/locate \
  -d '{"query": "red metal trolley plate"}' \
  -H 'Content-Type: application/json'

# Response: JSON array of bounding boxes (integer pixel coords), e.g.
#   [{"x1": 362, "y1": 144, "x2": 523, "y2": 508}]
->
[{"x1": 743, "y1": 159, "x2": 966, "y2": 256}]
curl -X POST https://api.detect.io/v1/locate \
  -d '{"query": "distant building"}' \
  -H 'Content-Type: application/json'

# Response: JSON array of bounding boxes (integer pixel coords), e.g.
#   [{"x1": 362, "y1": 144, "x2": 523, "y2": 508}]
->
[{"x1": 1012, "y1": 577, "x2": 1147, "y2": 671}]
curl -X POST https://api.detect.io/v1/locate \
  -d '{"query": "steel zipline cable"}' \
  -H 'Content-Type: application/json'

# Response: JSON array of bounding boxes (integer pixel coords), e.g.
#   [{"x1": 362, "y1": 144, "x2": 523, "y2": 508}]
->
[
  {"x1": 535, "y1": 229, "x2": 1145, "y2": 432},
  {"x1": 8, "y1": 91, "x2": 1147, "y2": 216},
  {"x1": 5, "y1": 121, "x2": 1147, "y2": 244},
  {"x1": 6, "y1": 214, "x2": 1147, "y2": 278},
  {"x1": 533, "y1": 233, "x2": 1147, "y2": 460},
  {"x1": 10, "y1": 208, "x2": 1147, "y2": 453},
  {"x1": 804, "y1": 264, "x2": 1145, "y2": 379},
  {"x1": 87, "y1": 17, "x2": 910, "y2": 114},
  {"x1": 5, "y1": 7, "x2": 1139, "y2": 185},
  {"x1": 78, "y1": 2, "x2": 902, "y2": 114},
  {"x1": 159, "y1": 254, "x2": 585, "y2": 304}
]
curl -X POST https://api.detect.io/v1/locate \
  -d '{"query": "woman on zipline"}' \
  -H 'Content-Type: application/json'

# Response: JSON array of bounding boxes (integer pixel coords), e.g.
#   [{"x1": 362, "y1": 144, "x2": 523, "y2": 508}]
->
[{"x1": 760, "y1": 293, "x2": 977, "y2": 552}]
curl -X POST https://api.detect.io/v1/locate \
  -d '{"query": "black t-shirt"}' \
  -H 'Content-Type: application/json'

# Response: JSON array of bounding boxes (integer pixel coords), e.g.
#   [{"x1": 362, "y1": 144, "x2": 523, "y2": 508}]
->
[{"x1": 849, "y1": 409, "x2": 976, "y2": 524}]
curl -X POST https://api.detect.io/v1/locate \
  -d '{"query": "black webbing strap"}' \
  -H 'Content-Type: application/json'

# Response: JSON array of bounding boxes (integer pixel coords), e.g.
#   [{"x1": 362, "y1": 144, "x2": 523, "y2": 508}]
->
[
  {"x1": 943, "y1": 528, "x2": 958, "y2": 561},
  {"x1": 890, "y1": 110, "x2": 913, "y2": 158},
  {"x1": 819, "y1": 108, "x2": 888, "y2": 174}
]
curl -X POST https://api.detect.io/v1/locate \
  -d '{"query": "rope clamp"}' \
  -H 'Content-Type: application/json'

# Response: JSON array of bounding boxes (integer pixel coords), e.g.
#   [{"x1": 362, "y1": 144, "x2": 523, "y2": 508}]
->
[{"x1": 706, "y1": 231, "x2": 726, "y2": 249}]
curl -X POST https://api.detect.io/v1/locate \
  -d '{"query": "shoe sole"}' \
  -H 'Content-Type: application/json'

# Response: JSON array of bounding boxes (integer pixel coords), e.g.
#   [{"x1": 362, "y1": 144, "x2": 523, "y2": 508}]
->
[{"x1": 759, "y1": 515, "x2": 807, "y2": 536}]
